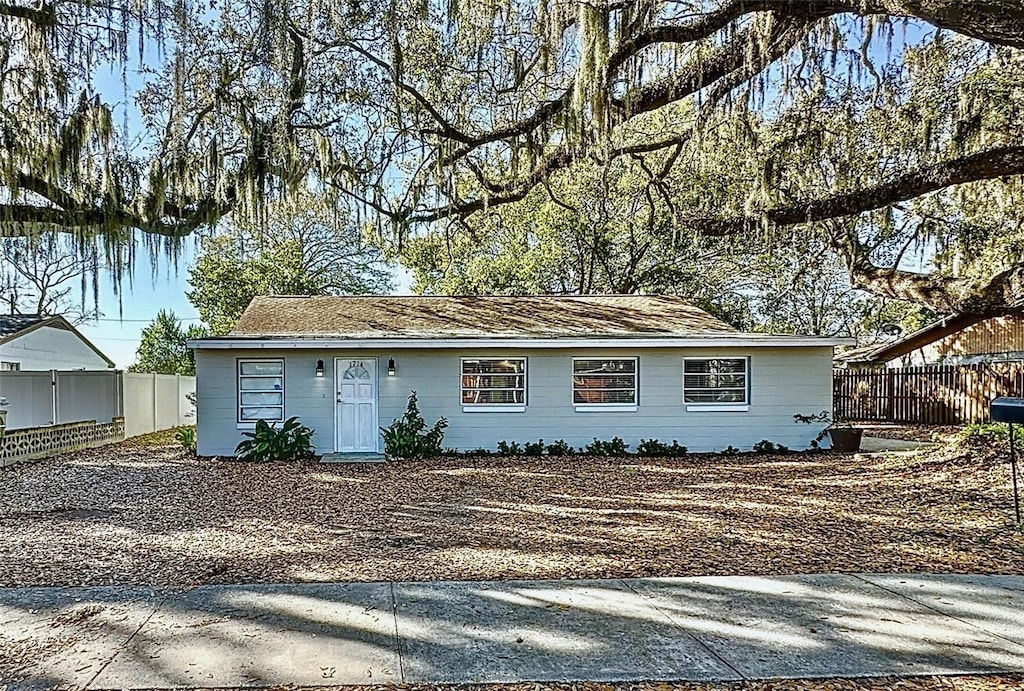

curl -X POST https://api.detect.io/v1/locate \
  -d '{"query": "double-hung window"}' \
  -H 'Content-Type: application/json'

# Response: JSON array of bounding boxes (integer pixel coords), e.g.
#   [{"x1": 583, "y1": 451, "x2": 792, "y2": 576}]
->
[
  {"x1": 683, "y1": 357, "x2": 748, "y2": 410},
  {"x1": 238, "y1": 359, "x2": 285, "y2": 424},
  {"x1": 572, "y1": 357, "x2": 638, "y2": 411},
  {"x1": 461, "y1": 358, "x2": 526, "y2": 411}
]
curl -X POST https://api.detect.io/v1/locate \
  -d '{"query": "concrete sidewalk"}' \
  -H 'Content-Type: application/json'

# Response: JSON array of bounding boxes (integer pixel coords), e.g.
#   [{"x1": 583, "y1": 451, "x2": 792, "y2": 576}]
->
[{"x1": 3, "y1": 574, "x2": 1024, "y2": 690}]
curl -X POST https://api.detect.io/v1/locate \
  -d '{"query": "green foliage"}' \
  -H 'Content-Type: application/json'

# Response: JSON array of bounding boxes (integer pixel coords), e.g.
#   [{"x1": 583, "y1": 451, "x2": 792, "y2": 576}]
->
[
  {"x1": 496, "y1": 440, "x2": 523, "y2": 456},
  {"x1": 174, "y1": 426, "x2": 197, "y2": 453},
  {"x1": 584, "y1": 437, "x2": 629, "y2": 456},
  {"x1": 187, "y1": 209, "x2": 390, "y2": 335},
  {"x1": 235, "y1": 417, "x2": 315, "y2": 462},
  {"x1": 635, "y1": 439, "x2": 688, "y2": 457},
  {"x1": 545, "y1": 439, "x2": 574, "y2": 456},
  {"x1": 380, "y1": 391, "x2": 448, "y2": 459},
  {"x1": 129, "y1": 310, "x2": 208, "y2": 375},
  {"x1": 523, "y1": 439, "x2": 546, "y2": 456},
  {"x1": 721, "y1": 445, "x2": 741, "y2": 456},
  {"x1": 961, "y1": 423, "x2": 1024, "y2": 443},
  {"x1": 752, "y1": 440, "x2": 791, "y2": 454}
]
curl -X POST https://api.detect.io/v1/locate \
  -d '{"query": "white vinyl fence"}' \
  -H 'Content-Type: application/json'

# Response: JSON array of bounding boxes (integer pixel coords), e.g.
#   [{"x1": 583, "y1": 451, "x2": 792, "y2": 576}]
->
[
  {"x1": 0, "y1": 370, "x2": 195, "y2": 437},
  {"x1": 122, "y1": 373, "x2": 196, "y2": 438}
]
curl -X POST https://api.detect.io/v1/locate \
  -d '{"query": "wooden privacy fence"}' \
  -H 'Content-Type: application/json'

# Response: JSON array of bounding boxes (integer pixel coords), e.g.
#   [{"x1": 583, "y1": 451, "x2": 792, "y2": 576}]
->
[{"x1": 834, "y1": 362, "x2": 1024, "y2": 425}]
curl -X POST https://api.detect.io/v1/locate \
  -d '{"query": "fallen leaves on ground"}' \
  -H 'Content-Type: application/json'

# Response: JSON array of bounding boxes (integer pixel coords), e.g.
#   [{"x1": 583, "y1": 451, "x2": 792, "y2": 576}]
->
[
  {"x1": 0, "y1": 432, "x2": 1022, "y2": 587},
  {"x1": 857, "y1": 424, "x2": 963, "y2": 443}
]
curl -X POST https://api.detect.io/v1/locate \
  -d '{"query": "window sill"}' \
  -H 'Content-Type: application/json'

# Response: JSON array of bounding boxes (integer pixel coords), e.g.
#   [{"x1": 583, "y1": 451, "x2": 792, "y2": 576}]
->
[
  {"x1": 462, "y1": 405, "x2": 526, "y2": 413},
  {"x1": 574, "y1": 405, "x2": 638, "y2": 413},
  {"x1": 685, "y1": 404, "x2": 749, "y2": 412},
  {"x1": 236, "y1": 421, "x2": 284, "y2": 430}
]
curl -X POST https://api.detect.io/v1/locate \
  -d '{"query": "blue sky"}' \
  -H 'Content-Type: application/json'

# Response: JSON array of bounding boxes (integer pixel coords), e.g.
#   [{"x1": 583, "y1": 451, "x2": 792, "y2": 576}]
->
[{"x1": 75, "y1": 244, "x2": 203, "y2": 368}]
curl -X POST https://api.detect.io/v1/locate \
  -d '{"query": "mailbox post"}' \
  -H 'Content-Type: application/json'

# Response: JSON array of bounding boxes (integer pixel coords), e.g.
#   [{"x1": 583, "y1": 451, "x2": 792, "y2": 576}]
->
[{"x1": 990, "y1": 397, "x2": 1024, "y2": 524}]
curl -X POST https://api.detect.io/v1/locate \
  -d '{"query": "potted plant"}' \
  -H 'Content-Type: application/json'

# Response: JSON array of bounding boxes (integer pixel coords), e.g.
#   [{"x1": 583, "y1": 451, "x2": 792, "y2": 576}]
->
[{"x1": 794, "y1": 410, "x2": 863, "y2": 452}]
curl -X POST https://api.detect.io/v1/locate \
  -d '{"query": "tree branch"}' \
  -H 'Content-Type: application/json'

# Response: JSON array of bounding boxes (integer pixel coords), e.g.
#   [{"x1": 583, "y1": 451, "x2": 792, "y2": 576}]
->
[{"x1": 684, "y1": 146, "x2": 1024, "y2": 237}]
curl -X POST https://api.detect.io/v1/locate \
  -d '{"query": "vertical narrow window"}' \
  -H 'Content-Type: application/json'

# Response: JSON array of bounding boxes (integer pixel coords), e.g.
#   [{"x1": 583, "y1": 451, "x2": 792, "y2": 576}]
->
[
  {"x1": 461, "y1": 358, "x2": 526, "y2": 410},
  {"x1": 238, "y1": 359, "x2": 285, "y2": 423},
  {"x1": 683, "y1": 358, "x2": 748, "y2": 405},
  {"x1": 573, "y1": 358, "x2": 638, "y2": 410}
]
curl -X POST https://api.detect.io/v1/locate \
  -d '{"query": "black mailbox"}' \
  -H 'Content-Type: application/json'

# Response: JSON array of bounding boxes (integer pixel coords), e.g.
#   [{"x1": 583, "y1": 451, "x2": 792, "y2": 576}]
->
[{"x1": 992, "y1": 397, "x2": 1024, "y2": 423}]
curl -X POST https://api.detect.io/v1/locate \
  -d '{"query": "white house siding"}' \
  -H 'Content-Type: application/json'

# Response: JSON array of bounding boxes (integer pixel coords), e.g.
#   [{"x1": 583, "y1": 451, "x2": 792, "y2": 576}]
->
[
  {"x1": 195, "y1": 346, "x2": 833, "y2": 456},
  {"x1": 0, "y1": 326, "x2": 110, "y2": 371}
]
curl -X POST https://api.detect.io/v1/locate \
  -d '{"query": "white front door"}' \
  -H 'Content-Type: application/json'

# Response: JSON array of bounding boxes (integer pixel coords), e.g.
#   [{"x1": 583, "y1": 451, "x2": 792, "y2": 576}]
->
[{"x1": 335, "y1": 358, "x2": 379, "y2": 452}]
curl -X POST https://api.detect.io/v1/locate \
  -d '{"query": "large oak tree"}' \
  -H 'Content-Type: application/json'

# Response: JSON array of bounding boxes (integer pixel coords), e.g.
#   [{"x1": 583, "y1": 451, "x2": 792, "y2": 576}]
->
[{"x1": 2, "y1": 0, "x2": 1023, "y2": 314}]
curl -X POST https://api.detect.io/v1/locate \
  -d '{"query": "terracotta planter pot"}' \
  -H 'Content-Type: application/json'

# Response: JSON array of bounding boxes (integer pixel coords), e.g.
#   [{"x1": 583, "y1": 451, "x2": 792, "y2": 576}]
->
[{"x1": 828, "y1": 427, "x2": 862, "y2": 452}]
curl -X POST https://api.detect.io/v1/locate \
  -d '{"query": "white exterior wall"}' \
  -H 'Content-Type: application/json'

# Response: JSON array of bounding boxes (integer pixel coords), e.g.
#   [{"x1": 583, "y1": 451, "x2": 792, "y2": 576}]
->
[
  {"x1": 195, "y1": 346, "x2": 833, "y2": 456},
  {"x1": 0, "y1": 326, "x2": 109, "y2": 371}
]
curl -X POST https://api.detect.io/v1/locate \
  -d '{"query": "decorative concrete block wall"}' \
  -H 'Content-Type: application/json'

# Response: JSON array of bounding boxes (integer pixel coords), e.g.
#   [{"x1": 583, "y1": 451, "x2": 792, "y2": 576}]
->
[{"x1": 0, "y1": 417, "x2": 125, "y2": 468}]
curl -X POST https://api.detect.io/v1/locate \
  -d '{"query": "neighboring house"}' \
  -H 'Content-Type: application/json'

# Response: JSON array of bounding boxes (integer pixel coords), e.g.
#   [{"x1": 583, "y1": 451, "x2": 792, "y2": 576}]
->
[
  {"x1": 0, "y1": 315, "x2": 114, "y2": 371},
  {"x1": 189, "y1": 295, "x2": 846, "y2": 456},
  {"x1": 837, "y1": 310, "x2": 1024, "y2": 369}
]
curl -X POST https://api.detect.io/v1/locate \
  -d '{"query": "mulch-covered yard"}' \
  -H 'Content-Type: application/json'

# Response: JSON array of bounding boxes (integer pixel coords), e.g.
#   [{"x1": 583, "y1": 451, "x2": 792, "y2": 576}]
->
[{"x1": 0, "y1": 430, "x2": 1022, "y2": 587}]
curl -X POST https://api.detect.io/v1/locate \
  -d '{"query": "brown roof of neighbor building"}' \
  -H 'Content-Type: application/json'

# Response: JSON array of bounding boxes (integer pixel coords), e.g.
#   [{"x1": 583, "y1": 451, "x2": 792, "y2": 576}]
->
[
  {"x1": 838, "y1": 310, "x2": 1022, "y2": 365},
  {"x1": 229, "y1": 295, "x2": 740, "y2": 339}
]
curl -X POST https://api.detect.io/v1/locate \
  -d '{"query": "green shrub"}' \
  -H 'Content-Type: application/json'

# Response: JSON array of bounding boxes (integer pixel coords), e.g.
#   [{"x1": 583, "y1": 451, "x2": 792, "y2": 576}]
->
[
  {"x1": 381, "y1": 391, "x2": 448, "y2": 459},
  {"x1": 721, "y1": 445, "x2": 741, "y2": 455},
  {"x1": 174, "y1": 426, "x2": 197, "y2": 453},
  {"x1": 545, "y1": 439, "x2": 573, "y2": 456},
  {"x1": 464, "y1": 447, "x2": 493, "y2": 457},
  {"x1": 961, "y1": 422, "x2": 1024, "y2": 442},
  {"x1": 584, "y1": 437, "x2": 629, "y2": 456},
  {"x1": 752, "y1": 439, "x2": 790, "y2": 454},
  {"x1": 496, "y1": 440, "x2": 523, "y2": 455},
  {"x1": 235, "y1": 417, "x2": 315, "y2": 462},
  {"x1": 523, "y1": 439, "x2": 546, "y2": 456},
  {"x1": 636, "y1": 438, "x2": 688, "y2": 457}
]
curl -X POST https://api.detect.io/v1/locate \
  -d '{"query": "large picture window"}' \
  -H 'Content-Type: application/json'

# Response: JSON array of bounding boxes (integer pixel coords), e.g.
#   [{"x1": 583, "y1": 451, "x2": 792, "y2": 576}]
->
[
  {"x1": 683, "y1": 357, "x2": 748, "y2": 404},
  {"x1": 238, "y1": 359, "x2": 284, "y2": 423},
  {"x1": 461, "y1": 358, "x2": 526, "y2": 407},
  {"x1": 573, "y1": 358, "x2": 638, "y2": 407}
]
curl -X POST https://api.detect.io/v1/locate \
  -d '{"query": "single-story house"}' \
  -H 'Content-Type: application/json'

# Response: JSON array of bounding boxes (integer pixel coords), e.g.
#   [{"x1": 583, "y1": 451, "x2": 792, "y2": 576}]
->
[
  {"x1": 0, "y1": 314, "x2": 115, "y2": 371},
  {"x1": 836, "y1": 309, "x2": 1024, "y2": 369},
  {"x1": 189, "y1": 295, "x2": 847, "y2": 456}
]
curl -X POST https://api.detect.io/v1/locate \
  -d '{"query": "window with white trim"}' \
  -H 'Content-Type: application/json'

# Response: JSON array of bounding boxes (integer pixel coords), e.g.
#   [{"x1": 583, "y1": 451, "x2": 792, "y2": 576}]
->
[
  {"x1": 573, "y1": 358, "x2": 638, "y2": 406},
  {"x1": 461, "y1": 358, "x2": 526, "y2": 406},
  {"x1": 683, "y1": 357, "x2": 748, "y2": 404},
  {"x1": 238, "y1": 359, "x2": 284, "y2": 423}
]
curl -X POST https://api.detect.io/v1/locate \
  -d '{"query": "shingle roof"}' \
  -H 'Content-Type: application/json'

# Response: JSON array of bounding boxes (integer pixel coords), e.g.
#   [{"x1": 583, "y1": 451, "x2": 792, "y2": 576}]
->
[
  {"x1": 0, "y1": 314, "x2": 48, "y2": 339},
  {"x1": 229, "y1": 295, "x2": 739, "y2": 339}
]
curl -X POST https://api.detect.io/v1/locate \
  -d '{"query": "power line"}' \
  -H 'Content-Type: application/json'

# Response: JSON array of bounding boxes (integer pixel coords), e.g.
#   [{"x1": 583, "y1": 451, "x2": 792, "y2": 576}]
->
[{"x1": 88, "y1": 317, "x2": 204, "y2": 323}]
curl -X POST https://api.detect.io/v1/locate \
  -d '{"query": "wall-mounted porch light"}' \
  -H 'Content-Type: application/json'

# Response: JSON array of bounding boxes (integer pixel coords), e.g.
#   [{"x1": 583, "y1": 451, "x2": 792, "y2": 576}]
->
[
  {"x1": 315, "y1": 359, "x2": 325, "y2": 377},
  {"x1": 387, "y1": 358, "x2": 397, "y2": 377}
]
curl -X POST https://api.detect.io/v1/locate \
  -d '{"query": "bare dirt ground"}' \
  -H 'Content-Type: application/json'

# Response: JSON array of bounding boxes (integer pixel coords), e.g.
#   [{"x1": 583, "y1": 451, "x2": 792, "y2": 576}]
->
[
  {"x1": 1, "y1": 430, "x2": 1021, "y2": 587},
  {"x1": 856, "y1": 423, "x2": 963, "y2": 442}
]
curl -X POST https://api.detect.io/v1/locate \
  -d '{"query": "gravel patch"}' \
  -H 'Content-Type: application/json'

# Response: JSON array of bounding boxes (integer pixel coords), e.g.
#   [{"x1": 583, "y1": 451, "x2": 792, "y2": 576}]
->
[{"x1": 0, "y1": 433, "x2": 1022, "y2": 587}]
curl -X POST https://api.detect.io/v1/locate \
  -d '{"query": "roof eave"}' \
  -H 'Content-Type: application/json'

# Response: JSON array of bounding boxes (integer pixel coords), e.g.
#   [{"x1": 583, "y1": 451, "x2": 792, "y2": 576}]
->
[{"x1": 188, "y1": 335, "x2": 853, "y2": 349}]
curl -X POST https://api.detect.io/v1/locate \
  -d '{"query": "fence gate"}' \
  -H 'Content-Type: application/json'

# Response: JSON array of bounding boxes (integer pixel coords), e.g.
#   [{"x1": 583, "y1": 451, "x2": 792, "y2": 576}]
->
[{"x1": 834, "y1": 362, "x2": 1024, "y2": 425}]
